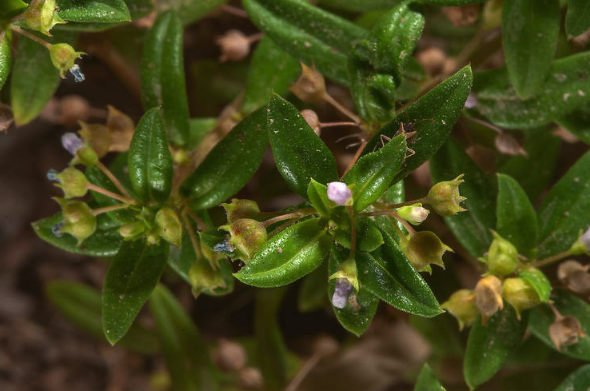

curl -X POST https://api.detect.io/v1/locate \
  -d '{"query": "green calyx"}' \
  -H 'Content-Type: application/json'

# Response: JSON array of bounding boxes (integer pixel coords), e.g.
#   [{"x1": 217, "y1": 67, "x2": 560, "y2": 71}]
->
[
  {"x1": 54, "y1": 167, "x2": 88, "y2": 198},
  {"x1": 502, "y1": 277, "x2": 541, "y2": 319},
  {"x1": 401, "y1": 231, "x2": 452, "y2": 272},
  {"x1": 427, "y1": 174, "x2": 466, "y2": 217},
  {"x1": 24, "y1": 0, "x2": 65, "y2": 36},
  {"x1": 49, "y1": 43, "x2": 84, "y2": 78},
  {"x1": 155, "y1": 207, "x2": 182, "y2": 247},
  {"x1": 442, "y1": 289, "x2": 478, "y2": 330},
  {"x1": 54, "y1": 198, "x2": 97, "y2": 245},
  {"x1": 328, "y1": 256, "x2": 359, "y2": 292},
  {"x1": 118, "y1": 221, "x2": 146, "y2": 241},
  {"x1": 221, "y1": 199, "x2": 261, "y2": 223},
  {"x1": 189, "y1": 259, "x2": 227, "y2": 298},
  {"x1": 219, "y1": 218, "x2": 267, "y2": 262},
  {"x1": 482, "y1": 231, "x2": 519, "y2": 277}
]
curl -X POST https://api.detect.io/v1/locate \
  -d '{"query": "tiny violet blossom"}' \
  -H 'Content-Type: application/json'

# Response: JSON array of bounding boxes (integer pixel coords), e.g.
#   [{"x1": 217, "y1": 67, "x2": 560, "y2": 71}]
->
[
  {"x1": 214, "y1": 238, "x2": 236, "y2": 253},
  {"x1": 69, "y1": 64, "x2": 85, "y2": 83},
  {"x1": 327, "y1": 182, "x2": 352, "y2": 206},
  {"x1": 61, "y1": 132, "x2": 84, "y2": 155},
  {"x1": 332, "y1": 278, "x2": 354, "y2": 309},
  {"x1": 46, "y1": 169, "x2": 60, "y2": 182}
]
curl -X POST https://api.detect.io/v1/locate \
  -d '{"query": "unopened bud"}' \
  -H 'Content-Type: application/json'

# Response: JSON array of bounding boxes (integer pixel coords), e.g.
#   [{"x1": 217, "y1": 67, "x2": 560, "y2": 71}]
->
[
  {"x1": 118, "y1": 221, "x2": 146, "y2": 240},
  {"x1": 570, "y1": 227, "x2": 590, "y2": 255},
  {"x1": 212, "y1": 339, "x2": 247, "y2": 372},
  {"x1": 54, "y1": 198, "x2": 97, "y2": 245},
  {"x1": 397, "y1": 203, "x2": 429, "y2": 225},
  {"x1": 502, "y1": 278, "x2": 540, "y2": 319},
  {"x1": 289, "y1": 63, "x2": 326, "y2": 102},
  {"x1": 219, "y1": 219, "x2": 267, "y2": 262},
  {"x1": 474, "y1": 275, "x2": 503, "y2": 323},
  {"x1": 442, "y1": 289, "x2": 478, "y2": 330},
  {"x1": 495, "y1": 132, "x2": 526, "y2": 156},
  {"x1": 155, "y1": 207, "x2": 182, "y2": 247},
  {"x1": 332, "y1": 278, "x2": 354, "y2": 309},
  {"x1": 484, "y1": 231, "x2": 519, "y2": 277},
  {"x1": 427, "y1": 174, "x2": 466, "y2": 216},
  {"x1": 49, "y1": 43, "x2": 84, "y2": 78},
  {"x1": 53, "y1": 167, "x2": 89, "y2": 198},
  {"x1": 189, "y1": 259, "x2": 227, "y2": 298},
  {"x1": 61, "y1": 132, "x2": 84, "y2": 155},
  {"x1": 216, "y1": 30, "x2": 250, "y2": 62},
  {"x1": 301, "y1": 109, "x2": 321, "y2": 135},
  {"x1": 557, "y1": 260, "x2": 590, "y2": 295},
  {"x1": 327, "y1": 182, "x2": 352, "y2": 206},
  {"x1": 329, "y1": 256, "x2": 360, "y2": 303},
  {"x1": 24, "y1": 0, "x2": 65, "y2": 36},
  {"x1": 221, "y1": 199, "x2": 261, "y2": 223},
  {"x1": 549, "y1": 315, "x2": 585, "y2": 351},
  {"x1": 401, "y1": 231, "x2": 452, "y2": 272}
]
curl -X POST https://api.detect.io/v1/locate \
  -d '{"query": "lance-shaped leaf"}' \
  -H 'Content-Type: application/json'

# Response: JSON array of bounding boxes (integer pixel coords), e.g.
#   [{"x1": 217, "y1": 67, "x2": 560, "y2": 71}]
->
[
  {"x1": 0, "y1": 30, "x2": 12, "y2": 92},
  {"x1": 553, "y1": 364, "x2": 590, "y2": 391},
  {"x1": 11, "y1": 31, "x2": 77, "y2": 125},
  {"x1": 536, "y1": 150, "x2": 590, "y2": 259},
  {"x1": 0, "y1": 0, "x2": 27, "y2": 19},
  {"x1": 473, "y1": 52, "x2": 590, "y2": 129},
  {"x1": 358, "y1": 229, "x2": 442, "y2": 317},
  {"x1": 33, "y1": 212, "x2": 122, "y2": 257},
  {"x1": 529, "y1": 290, "x2": 590, "y2": 361},
  {"x1": 180, "y1": 108, "x2": 268, "y2": 210},
  {"x1": 496, "y1": 173, "x2": 537, "y2": 257},
  {"x1": 149, "y1": 285, "x2": 218, "y2": 391},
  {"x1": 364, "y1": 65, "x2": 473, "y2": 183},
  {"x1": 502, "y1": 0, "x2": 559, "y2": 99},
  {"x1": 464, "y1": 306, "x2": 528, "y2": 389},
  {"x1": 103, "y1": 239, "x2": 169, "y2": 345},
  {"x1": 243, "y1": 0, "x2": 367, "y2": 85},
  {"x1": 415, "y1": 364, "x2": 445, "y2": 391},
  {"x1": 343, "y1": 134, "x2": 406, "y2": 212},
  {"x1": 268, "y1": 94, "x2": 338, "y2": 198},
  {"x1": 156, "y1": 0, "x2": 228, "y2": 25},
  {"x1": 430, "y1": 138, "x2": 497, "y2": 258},
  {"x1": 566, "y1": 0, "x2": 590, "y2": 38},
  {"x1": 328, "y1": 244, "x2": 379, "y2": 336},
  {"x1": 141, "y1": 11, "x2": 189, "y2": 146},
  {"x1": 128, "y1": 108, "x2": 173, "y2": 204},
  {"x1": 58, "y1": 0, "x2": 131, "y2": 23},
  {"x1": 242, "y1": 37, "x2": 300, "y2": 115},
  {"x1": 235, "y1": 218, "x2": 331, "y2": 287},
  {"x1": 518, "y1": 268, "x2": 551, "y2": 303},
  {"x1": 46, "y1": 280, "x2": 158, "y2": 354}
]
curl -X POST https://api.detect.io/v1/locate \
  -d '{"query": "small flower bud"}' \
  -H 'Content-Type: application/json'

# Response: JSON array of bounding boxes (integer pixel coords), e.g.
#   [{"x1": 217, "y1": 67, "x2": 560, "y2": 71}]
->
[
  {"x1": 483, "y1": 231, "x2": 519, "y2": 277},
  {"x1": 53, "y1": 167, "x2": 89, "y2": 198},
  {"x1": 75, "y1": 145, "x2": 99, "y2": 166},
  {"x1": 221, "y1": 199, "x2": 261, "y2": 223},
  {"x1": 474, "y1": 275, "x2": 503, "y2": 323},
  {"x1": 557, "y1": 260, "x2": 590, "y2": 295},
  {"x1": 397, "y1": 203, "x2": 430, "y2": 225},
  {"x1": 549, "y1": 315, "x2": 585, "y2": 351},
  {"x1": 61, "y1": 132, "x2": 84, "y2": 155},
  {"x1": 118, "y1": 221, "x2": 146, "y2": 241},
  {"x1": 155, "y1": 207, "x2": 182, "y2": 247},
  {"x1": 502, "y1": 278, "x2": 541, "y2": 319},
  {"x1": 332, "y1": 278, "x2": 354, "y2": 309},
  {"x1": 49, "y1": 43, "x2": 84, "y2": 78},
  {"x1": 327, "y1": 182, "x2": 352, "y2": 206},
  {"x1": 401, "y1": 231, "x2": 452, "y2": 272},
  {"x1": 570, "y1": 227, "x2": 590, "y2": 255},
  {"x1": 219, "y1": 219, "x2": 267, "y2": 262},
  {"x1": 54, "y1": 198, "x2": 97, "y2": 245},
  {"x1": 189, "y1": 259, "x2": 227, "y2": 298},
  {"x1": 212, "y1": 339, "x2": 247, "y2": 373},
  {"x1": 427, "y1": 174, "x2": 466, "y2": 216},
  {"x1": 442, "y1": 289, "x2": 478, "y2": 330},
  {"x1": 24, "y1": 0, "x2": 65, "y2": 36},
  {"x1": 301, "y1": 109, "x2": 321, "y2": 135},
  {"x1": 289, "y1": 63, "x2": 326, "y2": 102},
  {"x1": 216, "y1": 30, "x2": 250, "y2": 62},
  {"x1": 62, "y1": 132, "x2": 98, "y2": 166}
]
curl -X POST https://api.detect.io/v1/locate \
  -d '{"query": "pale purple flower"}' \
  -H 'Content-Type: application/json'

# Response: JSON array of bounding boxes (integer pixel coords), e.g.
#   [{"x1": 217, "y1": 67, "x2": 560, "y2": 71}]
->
[
  {"x1": 46, "y1": 169, "x2": 60, "y2": 183},
  {"x1": 69, "y1": 64, "x2": 85, "y2": 83},
  {"x1": 61, "y1": 132, "x2": 84, "y2": 155},
  {"x1": 581, "y1": 227, "x2": 590, "y2": 251},
  {"x1": 327, "y1": 182, "x2": 352, "y2": 206},
  {"x1": 332, "y1": 278, "x2": 353, "y2": 309},
  {"x1": 464, "y1": 92, "x2": 478, "y2": 109}
]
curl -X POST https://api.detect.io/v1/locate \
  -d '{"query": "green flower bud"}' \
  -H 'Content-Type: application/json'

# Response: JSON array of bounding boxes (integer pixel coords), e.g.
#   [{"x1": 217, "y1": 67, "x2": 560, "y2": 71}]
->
[
  {"x1": 49, "y1": 43, "x2": 84, "y2": 78},
  {"x1": 401, "y1": 231, "x2": 452, "y2": 272},
  {"x1": 189, "y1": 259, "x2": 227, "y2": 298},
  {"x1": 75, "y1": 145, "x2": 99, "y2": 166},
  {"x1": 569, "y1": 228, "x2": 590, "y2": 255},
  {"x1": 502, "y1": 277, "x2": 541, "y2": 319},
  {"x1": 118, "y1": 221, "x2": 146, "y2": 241},
  {"x1": 442, "y1": 289, "x2": 478, "y2": 330},
  {"x1": 54, "y1": 198, "x2": 97, "y2": 245},
  {"x1": 221, "y1": 199, "x2": 261, "y2": 223},
  {"x1": 155, "y1": 207, "x2": 182, "y2": 247},
  {"x1": 219, "y1": 219, "x2": 267, "y2": 262},
  {"x1": 427, "y1": 174, "x2": 466, "y2": 216},
  {"x1": 53, "y1": 167, "x2": 88, "y2": 198},
  {"x1": 474, "y1": 275, "x2": 503, "y2": 323},
  {"x1": 397, "y1": 203, "x2": 430, "y2": 225},
  {"x1": 24, "y1": 0, "x2": 65, "y2": 36},
  {"x1": 483, "y1": 231, "x2": 519, "y2": 276}
]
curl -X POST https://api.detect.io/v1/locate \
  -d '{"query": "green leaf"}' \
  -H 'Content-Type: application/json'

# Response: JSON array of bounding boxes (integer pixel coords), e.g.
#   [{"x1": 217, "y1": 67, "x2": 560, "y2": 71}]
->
[
  {"x1": 343, "y1": 134, "x2": 406, "y2": 212},
  {"x1": 11, "y1": 31, "x2": 77, "y2": 125},
  {"x1": 364, "y1": 65, "x2": 473, "y2": 184},
  {"x1": 419, "y1": 0, "x2": 487, "y2": 3},
  {"x1": 557, "y1": 103, "x2": 590, "y2": 145},
  {"x1": 415, "y1": 364, "x2": 445, "y2": 391},
  {"x1": 473, "y1": 52, "x2": 590, "y2": 129},
  {"x1": 149, "y1": 285, "x2": 218, "y2": 391},
  {"x1": 33, "y1": 212, "x2": 122, "y2": 257},
  {"x1": 298, "y1": 260, "x2": 329, "y2": 313},
  {"x1": 536, "y1": 150, "x2": 590, "y2": 259},
  {"x1": 566, "y1": 0, "x2": 590, "y2": 37},
  {"x1": 156, "y1": 0, "x2": 228, "y2": 25},
  {"x1": 553, "y1": 364, "x2": 590, "y2": 391},
  {"x1": 141, "y1": 10, "x2": 189, "y2": 146},
  {"x1": 46, "y1": 280, "x2": 158, "y2": 354},
  {"x1": 235, "y1": 218, "x2": 331, "y2": 287},
  {"x1": 430, "y1": 138, "x2": 497, "y2": 258},
  {"x1": 502, "y1": 0, "x2": 559, "y2": 99},
  {"x1": 0, "y1": 0, "x2": 27, "y2": 19},
  {"x1": 496, "y1": 173, "x2": 537, "y2": 256},
  {"x1": 518, "y1": 268, "x2": 551, "y2": 302},
  {"x1": 529, "y1": 290, "x2": 590, "y2": 361},
  {"x1": 124, "y1": 0, "x2": 154, "y2": 20},
  {"x1": 255, "y1": 288, "x2": 289, "y2": 391},
  {"x1": 359, "y1": 229, "x2": 442, "y2": 317},
  {"x1": 180, "y1": 108, "x2": 268, "y2": 210},
  {"x1": 332, "y1": 217, "x2": 384, "y2": 252},
  {"x1": 318, "y1": 0, "x2": 486, "y2": 13},
  {"x1": 241, "y1": 37, "x2": 300, "y2": 115},
  {"x1": 85, "y1": 166, "x2": 135, "y2": 224},
  {"x1": 243, "y1": 0, "x2": 367, "y2": 85},
  {"x1": 128, "y1": 108, "x2": 173, "y2": 204},
  {"x1": 57, "y1": 0, "x2": 131, "y2": 23},
  {"x1": 268, "y1": 94, "x2": 338, "y2": 198},
  {"x1": 0, "y1": 31, "x2": 12, "y2": 92},
  {"x1": 307, "y1": 179, "x2": 337, "y2": 218},
  {"x1": 102, "y1": 239, "x2": 169, "y2": 345},
  {"x1": 328, "y1": 244, "x2": 379, "y2": 336},
  {"x1": 464, "y1": 306, "x2": 528, "y2": 389}
]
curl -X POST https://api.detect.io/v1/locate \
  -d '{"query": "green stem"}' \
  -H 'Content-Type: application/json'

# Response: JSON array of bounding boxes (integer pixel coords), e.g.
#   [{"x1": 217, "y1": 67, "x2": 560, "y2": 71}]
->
[
  {"x1": 532, "y1": 250, "x2": 573, "y2": 268},
  {"x1": 91, "y1": 203, "x2": 130, "y2": 216},
  {"x1": 348, "y1": 205, "x2": 356, "y2": 256},
  {"x1": 96, "y1": 161, "x2": 132, "y2": 199},
  {"x1": 373, "y1": 197, "x2": 429, "y2": 209},
  {"x1": 182, "y1": 211, "x2": 205, "y2": 265},
  {"x1": 261, "y1": 208, "x2": 316, "y2": 228},
  {"x1": 10, "y1": 25, "x2": 51, "y2": 49},
  {"x1": 86, "y1": 183, "x2": 136, "y2": 204}
]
